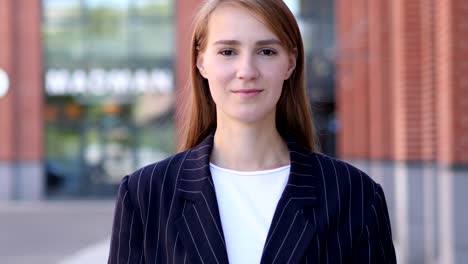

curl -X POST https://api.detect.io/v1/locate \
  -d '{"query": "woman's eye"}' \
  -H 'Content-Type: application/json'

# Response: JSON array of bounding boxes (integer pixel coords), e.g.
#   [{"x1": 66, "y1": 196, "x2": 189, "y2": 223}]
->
[
  {"x1": 220, "y1": 50, "x2": 235, "y2": 56},
  {"x1": 259, "y1": 49, "x2": 277, "y2": 56}
]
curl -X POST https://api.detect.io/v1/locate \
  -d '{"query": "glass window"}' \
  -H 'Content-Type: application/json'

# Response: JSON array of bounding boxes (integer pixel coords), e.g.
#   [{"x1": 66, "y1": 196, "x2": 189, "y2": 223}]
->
[
  {"x1": 42, "y1": 0, "x2": 176, "y2": 197},
  {"x1": 134, "y1": 0, "x2": 173, "y2": 17},
  {"x1": 298, "y1": 0, "x2": 336, "y2": 156},
  {"x1": 129, "y1": 22, "x2": 174, "y2": 59}
]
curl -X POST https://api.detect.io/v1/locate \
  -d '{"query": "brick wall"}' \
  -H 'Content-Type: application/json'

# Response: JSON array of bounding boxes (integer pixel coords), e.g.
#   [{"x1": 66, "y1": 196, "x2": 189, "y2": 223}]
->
[
  {"x1": 336, "y1": 0, "x2": 468, "y2": 166},
  {"x1": 15, "y1": 0, "x2": 44, "y2": 160},
  {"x1": 420, "y1": 0, "x2": 437, "y2": 162},
  {"x1": 0, "y1": 0, "x2": 15, "y2": 160},
  {"x1": 0, "y1": 0, "x2": 43, "y2": 162},
  {"x1": 335, "y1": 0, "x2": 353, "y2": 158},
  {"x1": 393, "y1": 0, "x2": 425, "y2": 161},
  {"x1": 351, "y1": 0, "x2": 370, "y2": 159},
  {"x1": 368, "y1": 0, "x2": 394, "y2": 160},
  {"x1": 455, "y1": 0, "x2": 468, "y2": 163}
]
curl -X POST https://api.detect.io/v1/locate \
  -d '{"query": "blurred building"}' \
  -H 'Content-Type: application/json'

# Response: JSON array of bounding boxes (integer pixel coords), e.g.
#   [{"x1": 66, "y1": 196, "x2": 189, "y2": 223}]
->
[
  {"x1": 0, "y1": 0, "x2": 44, "y2": 200},
  {"x1": 0, "y1": 0, "x2": 467, "y2": 263},
  {"x1": 0, "y1": 0, "x2": 337, "y2": 199},
  {"x1": 336, "y1": 0, "x2": 468, "y2": 263},
  {"x1": 1, "y1": 0, "x2": 176, "y2": 198}
]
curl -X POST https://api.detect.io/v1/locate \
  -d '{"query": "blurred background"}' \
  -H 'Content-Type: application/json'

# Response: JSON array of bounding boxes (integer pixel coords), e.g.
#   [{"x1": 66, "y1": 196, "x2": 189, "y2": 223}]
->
[{"x1": 0, "y1": 0, "x2": 466, "y2": 263}]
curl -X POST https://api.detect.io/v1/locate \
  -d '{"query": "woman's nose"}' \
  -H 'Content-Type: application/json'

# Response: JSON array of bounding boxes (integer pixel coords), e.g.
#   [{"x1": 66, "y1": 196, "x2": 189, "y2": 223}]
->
[{"x1": 236, "y1": 55, "x2": 259, "y2": 80}]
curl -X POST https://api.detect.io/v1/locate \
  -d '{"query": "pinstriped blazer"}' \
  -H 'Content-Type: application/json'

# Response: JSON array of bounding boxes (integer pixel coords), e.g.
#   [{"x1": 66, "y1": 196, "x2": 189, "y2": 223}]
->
[{"x1": 108, "y1": 133, "x2": 396, "y2": 264}]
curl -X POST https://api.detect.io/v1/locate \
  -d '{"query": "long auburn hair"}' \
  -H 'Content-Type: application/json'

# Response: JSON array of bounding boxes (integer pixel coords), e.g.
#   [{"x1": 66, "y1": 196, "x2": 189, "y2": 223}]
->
[{"x1": 177, "y1": 0, "x2": 317, "y2": 152}]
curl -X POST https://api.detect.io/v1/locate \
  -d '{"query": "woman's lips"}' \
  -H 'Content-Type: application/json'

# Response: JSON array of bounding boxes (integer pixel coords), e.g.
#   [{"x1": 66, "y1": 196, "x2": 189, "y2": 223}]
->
[{"x1": 232, "y1": 89, "x2": 263, "y2": 98}]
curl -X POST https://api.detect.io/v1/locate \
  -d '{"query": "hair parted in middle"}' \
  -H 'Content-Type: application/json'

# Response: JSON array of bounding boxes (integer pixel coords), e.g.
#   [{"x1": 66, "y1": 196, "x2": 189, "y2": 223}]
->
[{"x1": 177, "y1": 0, "x2": 317, "y2": 152}]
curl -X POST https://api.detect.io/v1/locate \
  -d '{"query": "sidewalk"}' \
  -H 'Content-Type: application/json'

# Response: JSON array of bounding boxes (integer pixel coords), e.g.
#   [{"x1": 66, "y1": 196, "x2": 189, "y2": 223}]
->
[
  {"x1": 0, "y1": 201, "x2": 115, "y2": 264},
  {"x1": 59, "y1": 239, "x2": 110, "y2": 264}
]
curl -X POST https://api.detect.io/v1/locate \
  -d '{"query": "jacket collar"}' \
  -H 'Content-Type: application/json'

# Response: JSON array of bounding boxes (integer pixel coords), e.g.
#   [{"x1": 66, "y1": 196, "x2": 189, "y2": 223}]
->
[{"x1": 175, "y1": 132, "x2": 320, "y2": 264}]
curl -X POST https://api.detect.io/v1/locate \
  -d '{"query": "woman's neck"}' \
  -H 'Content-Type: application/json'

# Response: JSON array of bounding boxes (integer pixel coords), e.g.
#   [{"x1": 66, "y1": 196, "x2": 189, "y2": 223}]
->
[{"x1": 210, "y1": 120, "x2": 290, "y2": 171}]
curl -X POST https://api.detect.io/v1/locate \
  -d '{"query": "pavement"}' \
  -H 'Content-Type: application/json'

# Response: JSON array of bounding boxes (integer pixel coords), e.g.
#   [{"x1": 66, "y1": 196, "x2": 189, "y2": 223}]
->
[{"x1": 0, "y1": 201, "x2": 115, "y2": 264}]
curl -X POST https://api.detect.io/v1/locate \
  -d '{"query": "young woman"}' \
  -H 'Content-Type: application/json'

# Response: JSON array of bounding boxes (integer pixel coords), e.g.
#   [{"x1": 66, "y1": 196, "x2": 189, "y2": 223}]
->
[{"x1": 108, "y1": 0, "x2": 396, "y2": 263}]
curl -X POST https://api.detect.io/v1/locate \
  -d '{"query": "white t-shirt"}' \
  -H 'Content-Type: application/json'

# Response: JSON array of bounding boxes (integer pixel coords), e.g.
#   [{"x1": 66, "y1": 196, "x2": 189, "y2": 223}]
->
[{"x1": 210, "y1": 163, "x2": 290, "y2": 264}]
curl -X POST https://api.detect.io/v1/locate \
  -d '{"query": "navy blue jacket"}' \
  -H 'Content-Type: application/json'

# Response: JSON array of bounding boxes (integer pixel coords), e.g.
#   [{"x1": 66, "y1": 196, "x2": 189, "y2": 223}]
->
[{"x1": 108, "y1": 133, "x2": 396, "y2": 263}]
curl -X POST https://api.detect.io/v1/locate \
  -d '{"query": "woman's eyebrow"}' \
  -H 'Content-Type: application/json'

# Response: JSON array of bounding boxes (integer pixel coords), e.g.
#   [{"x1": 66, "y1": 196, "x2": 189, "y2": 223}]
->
[
  {"x1": 212, "y1": 39, "x2": 282, "y2": 46},
  {"x1": 213, "y1": 40, "x2": 240, "y2": 46},
  {"x1": 256, "y1": 39, "x2": 282, "y2": 46}
]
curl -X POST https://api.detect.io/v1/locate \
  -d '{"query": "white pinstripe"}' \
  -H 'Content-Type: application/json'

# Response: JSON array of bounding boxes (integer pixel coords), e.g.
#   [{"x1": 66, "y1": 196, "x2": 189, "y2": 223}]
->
[
  {"x1": 372, "y1": 204, "x2": 386, "y2": 260},
  {"x1": 290, "y1": 161, "x2": 314, "y2": 167},
  {"x1": 286, "y1": 184, "x2": 315, "y2": 188},
  {"x1": 358, "y1": 170, "x2": 364, "y2": 240},
  {"x1": 117, "y1": 190, "x2": 129, "y2": 264},
  {"x1": 366, "y1": 225, "x2": 371, "y2": 264},
  {"x1": 144, "y1": 163, "x2": 158, "y2": 258},
  {"x1": 173, "y1": 232, "x2": 179, "y2": 264},
  {"x1": 325, "y1": 237, "x2": 329, "y2": 264},
  {"x1": 191, "y1": 144, "x2": 212, "y2": 152},
  {"x1": 180, "y1": 177, "x2": 210, "y2": 182},
  {"x1": 263, "y1": 197, "x2": 316, "y2": 251},
  {"x1": 287, "y1": 219, "x2": 309, "y2": 263},
  {"x1": 136, "y1": 168, "x2": 145, "y2": 224},
  {"x1": 177, "y1": 189, "x2": 225, "y2": 245},
  {"x1": 312, "y1": 207, "x2": 317, "y2": 227},
  {"x1": 329, "y1": 158, "x2": 343, "y2": 263},
  {"x1": 207, "y1": 178, "x2": 215, "y2": 190},
  {"x1": 336, "y1": 233, "x2": 342, "y2": 263},
  {"x1": 182, "y1": 214, "x2": 205, "y2": 264},
  {"x1": 165, "y1": 152, "x2": 190, "y2": 262},
  {"x1": 184, "y1": 164, "x2": 211, "y2": 171},
  {"x1": 186, "y1": 153, "x2": 210, "y2": 161},
  {"x1": 272, "y1": 210, "x2": 301, "y2": 264},
  {"x1": 155, "y1": 155, "x2": 176, "y2": 261},
  {"x1": 127, "y1": 211, "x2": 135, "y2": 264},
  {"x1": 344, "y1": 163, "x2": 353, "y2": 249},
  {"x1": 316, "y1": 236, "x2": 320, "y2": 263},
  {"x1": 376, "y1": 192, "x2": 392, "y2": 236},
  {"x1": 109, "y1": 178, "x2": 126, "y2": 263},
  {"x1": 313, "y1": 208, "x2": 319, "y2": 263},
  {"x1": 193, "y1": 204, "x2": 220, "y2": 264},
  {"x1": 180, "y1": 177, "x2": 215, "y2": 191},
  {"x1": 290, "y1": 172, "x2": 314, "y2": 177},
  {"x1": 315, "y1": 156, "x2": 330, "y2": 227},
  {"x1": 290, "y1": 150, "x2": 310, "y2": 157}
]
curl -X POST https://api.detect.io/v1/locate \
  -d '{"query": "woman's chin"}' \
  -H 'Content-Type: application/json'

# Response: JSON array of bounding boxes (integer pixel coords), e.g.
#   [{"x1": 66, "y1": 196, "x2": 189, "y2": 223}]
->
[{"x1": 227, "y1": 111, "x2": 275, "y2": 125}]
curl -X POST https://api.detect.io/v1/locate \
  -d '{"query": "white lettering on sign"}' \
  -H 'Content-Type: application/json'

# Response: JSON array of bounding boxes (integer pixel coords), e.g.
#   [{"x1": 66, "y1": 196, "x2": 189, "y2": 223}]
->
[
  {"x1": 0, "y1": 68, "x2": 10, "y2": 98},
  {"x1": 45, "y1": 68, "x2": 174, "y2": 96}
]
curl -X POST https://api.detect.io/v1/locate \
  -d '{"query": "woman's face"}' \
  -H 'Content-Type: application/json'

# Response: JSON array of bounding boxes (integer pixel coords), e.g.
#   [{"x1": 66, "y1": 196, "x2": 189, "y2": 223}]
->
[{"x1": 197, "y1": 4, "x2": 296, "y2": 124}]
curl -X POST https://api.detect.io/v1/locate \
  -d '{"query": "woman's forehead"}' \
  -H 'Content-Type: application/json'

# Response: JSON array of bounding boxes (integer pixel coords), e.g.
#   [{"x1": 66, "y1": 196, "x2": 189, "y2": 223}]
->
[{"x1": 205, "y1": 4, "x2": 280, "y2": 45}]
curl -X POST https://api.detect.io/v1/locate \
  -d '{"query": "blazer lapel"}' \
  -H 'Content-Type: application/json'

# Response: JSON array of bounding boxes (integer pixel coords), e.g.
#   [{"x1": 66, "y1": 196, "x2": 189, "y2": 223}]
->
[
  {"x1": 175, "y1": 133, "x2": 320, "y2": 264},
  {"x1": 175, "y1": 133, "x2": 229, "y2": 264},
  {"x1": 260, "y1": 138, "x2": 320, "y2": 264}
]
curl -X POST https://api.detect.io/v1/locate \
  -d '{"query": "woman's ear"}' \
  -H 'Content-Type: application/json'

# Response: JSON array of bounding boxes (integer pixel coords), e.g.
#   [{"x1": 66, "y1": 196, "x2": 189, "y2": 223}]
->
[
  {"x1": 285, "y1": 48, "x2": 298, "y2": 80},
  {"x1": 197, "y1": 53, "x2": 207, "y2": 78}
]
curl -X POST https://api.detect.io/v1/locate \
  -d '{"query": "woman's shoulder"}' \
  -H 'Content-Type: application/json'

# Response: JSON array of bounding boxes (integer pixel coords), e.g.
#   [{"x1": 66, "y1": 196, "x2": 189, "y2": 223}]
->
[
  {"x1": 121, "y1": 149, "x2": 192, "y2": 194},
  {"x1": 310, "y1": 152, "x2": 380, "y2": 194},
  {"x1": 308, "y1": 152, "x2": 387, "y2": 218}
]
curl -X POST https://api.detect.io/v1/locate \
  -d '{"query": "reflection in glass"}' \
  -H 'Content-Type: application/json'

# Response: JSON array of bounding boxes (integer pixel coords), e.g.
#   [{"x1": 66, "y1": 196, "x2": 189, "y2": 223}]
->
[{"x1": 42, "y1": 0, "x2": 175, "y2": 197}]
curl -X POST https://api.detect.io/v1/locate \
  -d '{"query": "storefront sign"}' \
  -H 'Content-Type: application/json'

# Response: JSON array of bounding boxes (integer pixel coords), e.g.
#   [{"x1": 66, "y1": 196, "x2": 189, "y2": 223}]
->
[
  {"x1": 0, "y1": 68, "x2": 9, "y2": 98},
  {"x1": 45, "y1": 68, "x2": 173, "y2": 96}
]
